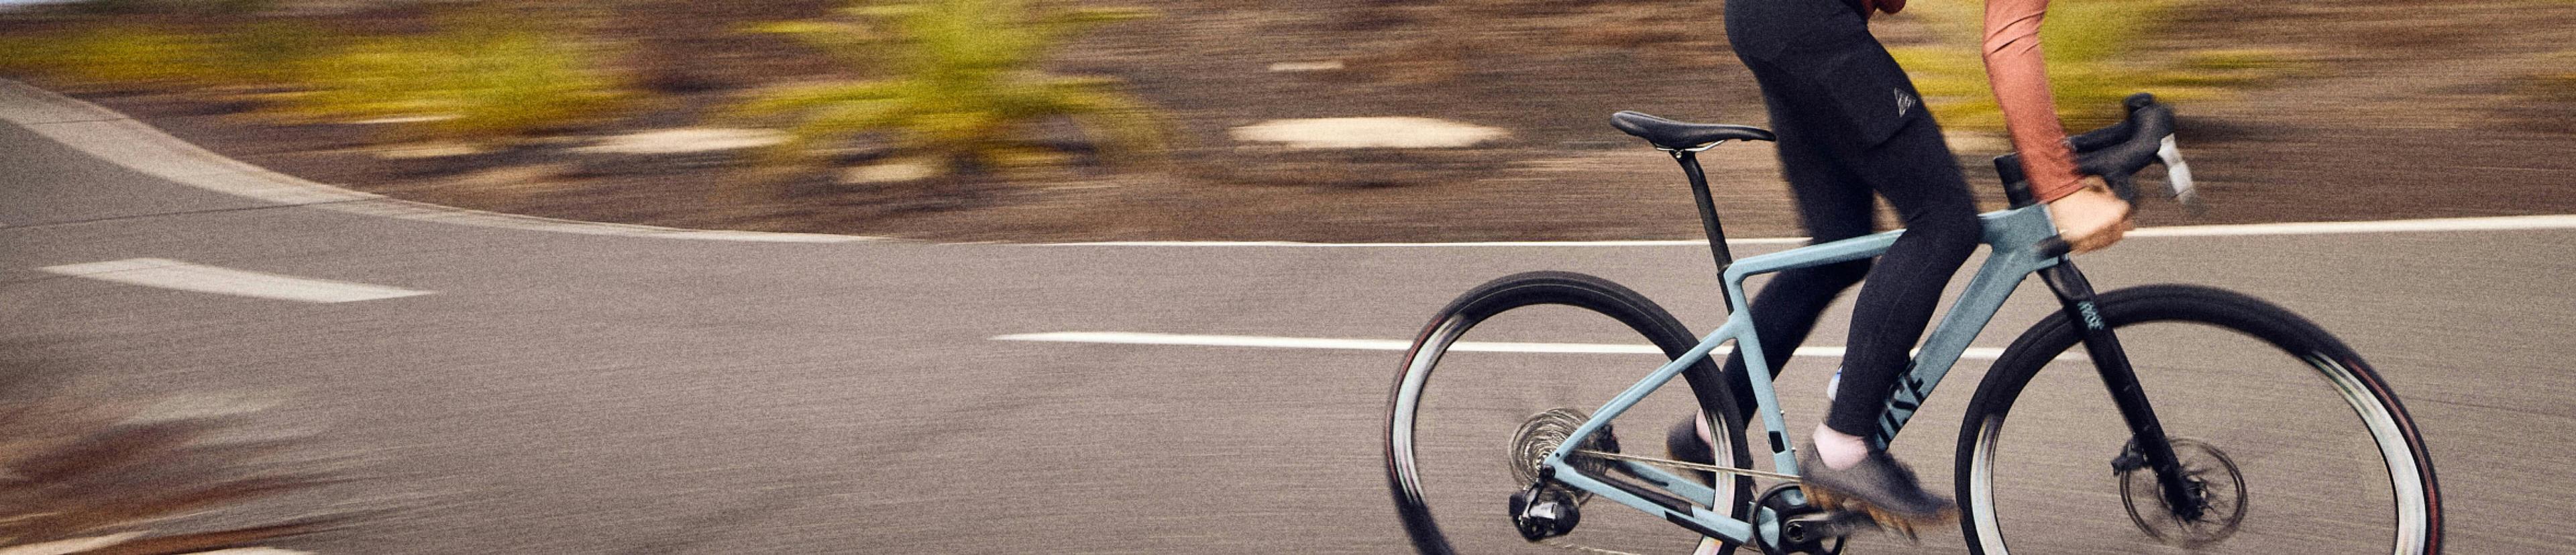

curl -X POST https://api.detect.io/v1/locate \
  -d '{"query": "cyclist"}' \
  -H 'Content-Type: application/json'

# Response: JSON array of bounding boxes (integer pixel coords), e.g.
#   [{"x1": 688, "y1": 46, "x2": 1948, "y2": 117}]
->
[{"x1": 1670, "y1": 0, "x2": 2138, "y2": 530}]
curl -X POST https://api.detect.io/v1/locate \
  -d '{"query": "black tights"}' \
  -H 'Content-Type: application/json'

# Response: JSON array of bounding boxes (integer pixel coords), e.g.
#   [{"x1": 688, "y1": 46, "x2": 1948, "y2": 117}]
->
[{"x1": 1719, "y1": 0, "x2": 1983, "y2": 438}]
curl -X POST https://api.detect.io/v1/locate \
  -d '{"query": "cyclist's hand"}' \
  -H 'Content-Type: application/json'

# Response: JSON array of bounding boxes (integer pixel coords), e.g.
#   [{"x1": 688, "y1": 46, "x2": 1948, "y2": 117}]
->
[{"x1": 2048, "y1": 176, "x2": 2135, "y2": 254}]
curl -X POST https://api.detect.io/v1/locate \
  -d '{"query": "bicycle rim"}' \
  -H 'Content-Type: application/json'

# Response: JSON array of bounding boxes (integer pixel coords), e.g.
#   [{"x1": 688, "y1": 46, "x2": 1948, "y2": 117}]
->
[
  {"x1": 1957, "y1": 285, "x2": 2439, "y2": 555},
  {"x1": 1387, "y1": 272, "x2": 1752, "y2": 555}
]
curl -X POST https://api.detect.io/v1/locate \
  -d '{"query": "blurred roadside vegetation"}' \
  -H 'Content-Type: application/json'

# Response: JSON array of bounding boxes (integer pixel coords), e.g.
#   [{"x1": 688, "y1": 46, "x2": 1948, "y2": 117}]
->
[
  {"x1": 734, "y1": 0, "x2": 1165, "y2": 180},
  {"x1": 0, "y1": 0, "x2": 2561, "y2": 209},
  {"x1": 0, "y1": 23, "x2": 214, "y2": 86},
  {"x1": 0, "y1": 9, "x2": 631, "y2": 143},
  {"x1": 2531, "y1": 51, "x2": 2576, "y2": 101},
  {"x1": 272, "y1": 14, "x2": 632, "y2": 141},
  {"x1": 2541, "y1": 72, "x2": 2576, "y2": 98},
  {"x1": 0, "y1": 0, "x2": 1166, "y2": 182},
  {"x1": 1886, "y1": 0, "x2": 2297, "y2": 130}
]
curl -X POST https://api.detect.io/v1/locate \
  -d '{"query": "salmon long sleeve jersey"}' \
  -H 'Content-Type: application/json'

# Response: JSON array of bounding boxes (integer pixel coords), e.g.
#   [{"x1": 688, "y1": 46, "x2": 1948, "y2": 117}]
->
[{"x1": 1857, "y1": 0, "x2": 2086, "y2": 202}]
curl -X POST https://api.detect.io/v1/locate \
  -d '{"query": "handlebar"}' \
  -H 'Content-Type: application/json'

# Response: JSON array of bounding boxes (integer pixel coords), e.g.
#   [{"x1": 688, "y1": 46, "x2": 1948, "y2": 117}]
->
[
  {"x1": 1995, "y1": 93, "x2": 2196, "y2": 204},
  {"x1": 1999, "y1": 93, "x2": 2199, "y2": 257}
]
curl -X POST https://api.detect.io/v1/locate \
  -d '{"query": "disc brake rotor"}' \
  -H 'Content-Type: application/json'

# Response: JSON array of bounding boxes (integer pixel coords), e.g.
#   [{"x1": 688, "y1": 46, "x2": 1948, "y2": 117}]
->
[{"x1": 2120, "y1": 437, "x2": 2247, "y2": 548}]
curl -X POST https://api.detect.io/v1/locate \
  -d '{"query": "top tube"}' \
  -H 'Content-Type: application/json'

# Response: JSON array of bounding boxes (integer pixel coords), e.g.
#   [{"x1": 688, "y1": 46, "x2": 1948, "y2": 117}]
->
[{"x1": 1723, "y1": 205, "x2": 2061, "y2": 285}]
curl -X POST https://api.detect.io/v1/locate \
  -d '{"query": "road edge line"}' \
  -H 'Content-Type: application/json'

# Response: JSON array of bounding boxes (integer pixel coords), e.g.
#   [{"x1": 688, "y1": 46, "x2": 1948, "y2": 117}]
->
[{"x1": 0, "y1": 79, "x2": 875, "y2": 244}]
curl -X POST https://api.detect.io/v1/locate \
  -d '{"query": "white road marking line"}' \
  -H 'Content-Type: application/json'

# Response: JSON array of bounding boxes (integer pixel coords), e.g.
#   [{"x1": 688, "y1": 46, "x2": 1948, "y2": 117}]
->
[
  {"x1": 40, "y1": 258, "x2": 433, "y2": 303},
  {"x1": 1034, "y1": 239, "x2": 1806, "y2": 248},
  {"x1": 992, "y1": 332, "x2": 2077, "y2": 360},
  {"x1": 2124, "y1": 215, "x2": 2576, "y2": 237},
  {"x1": 1030, "y1": 214, "x2": 2576, "y2": 247}
]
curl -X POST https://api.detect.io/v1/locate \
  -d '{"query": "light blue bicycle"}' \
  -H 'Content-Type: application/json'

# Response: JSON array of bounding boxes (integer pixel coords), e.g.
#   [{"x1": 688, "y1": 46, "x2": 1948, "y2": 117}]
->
[{"x1": 1383, "y1": 95, "x2": 2440, "y2": 555}]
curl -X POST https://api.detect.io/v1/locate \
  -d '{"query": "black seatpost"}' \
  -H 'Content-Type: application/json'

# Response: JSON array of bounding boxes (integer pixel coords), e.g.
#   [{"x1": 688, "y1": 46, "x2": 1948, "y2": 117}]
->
[{"x1": 1671, "y1": 150, "x2": 1735, "y2": 277}]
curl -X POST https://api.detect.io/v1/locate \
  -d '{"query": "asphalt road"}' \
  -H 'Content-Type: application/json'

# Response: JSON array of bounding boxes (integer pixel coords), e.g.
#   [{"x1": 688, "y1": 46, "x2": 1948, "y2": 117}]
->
[{"x1": 5, "y1": 118, "x2": 2571, "y2": 554}]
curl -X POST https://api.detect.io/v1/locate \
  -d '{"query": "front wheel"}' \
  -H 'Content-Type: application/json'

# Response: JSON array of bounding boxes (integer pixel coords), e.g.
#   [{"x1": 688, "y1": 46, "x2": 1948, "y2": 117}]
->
[
  {"x1": 1956, "y1": 285, "x2": 2440, "y2": 554},
  {"x1": 1387, "y1": 271, "x2": 1753, "y2": 555}
]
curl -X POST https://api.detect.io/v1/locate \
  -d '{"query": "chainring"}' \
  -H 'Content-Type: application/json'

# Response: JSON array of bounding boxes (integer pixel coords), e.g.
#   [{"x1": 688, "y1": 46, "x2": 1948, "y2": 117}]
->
[{"x1": 1754, "y1": 483, "x2": 1845, "y2": 555}]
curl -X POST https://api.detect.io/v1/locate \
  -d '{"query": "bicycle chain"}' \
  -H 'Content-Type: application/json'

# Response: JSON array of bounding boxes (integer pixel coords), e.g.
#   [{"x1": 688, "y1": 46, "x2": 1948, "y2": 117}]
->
[{"x1": 1540, "y1": 538, "x2": 1658, "y2": 555}]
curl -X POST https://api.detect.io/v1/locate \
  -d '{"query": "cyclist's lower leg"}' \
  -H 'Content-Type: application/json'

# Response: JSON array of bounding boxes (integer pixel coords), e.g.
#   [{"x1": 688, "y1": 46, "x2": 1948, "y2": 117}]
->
[{"x1": 1796, "y1": 74, "x2": 1984, "y2": 531}]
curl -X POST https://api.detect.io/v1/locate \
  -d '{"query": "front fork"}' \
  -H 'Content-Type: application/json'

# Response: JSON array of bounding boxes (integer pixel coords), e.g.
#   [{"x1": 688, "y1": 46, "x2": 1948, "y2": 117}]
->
[{"x1": 2039, "y1": 262, "x2": 2206, "y2": 519}]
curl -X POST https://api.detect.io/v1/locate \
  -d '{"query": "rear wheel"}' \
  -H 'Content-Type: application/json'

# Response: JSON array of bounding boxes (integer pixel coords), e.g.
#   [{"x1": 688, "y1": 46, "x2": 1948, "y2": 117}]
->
[
  {"x1": 1387, "y1": 272, "x2": 1754, "y2": 555},
  {"x1": 1957, "y1": 285, "x2": 2440, "y2": 554}
]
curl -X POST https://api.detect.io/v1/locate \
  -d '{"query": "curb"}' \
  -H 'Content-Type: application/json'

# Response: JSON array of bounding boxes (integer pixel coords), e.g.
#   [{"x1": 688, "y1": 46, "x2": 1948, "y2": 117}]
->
[{"x1": 0, "y1": 79, "x2": 873, "y2": 244}]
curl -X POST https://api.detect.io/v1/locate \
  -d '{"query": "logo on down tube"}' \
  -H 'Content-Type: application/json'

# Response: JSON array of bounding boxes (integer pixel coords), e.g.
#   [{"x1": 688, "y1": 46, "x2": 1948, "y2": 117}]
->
[{"x1": 2077, "y1": 301, "x2": 2106, "y2": 330}]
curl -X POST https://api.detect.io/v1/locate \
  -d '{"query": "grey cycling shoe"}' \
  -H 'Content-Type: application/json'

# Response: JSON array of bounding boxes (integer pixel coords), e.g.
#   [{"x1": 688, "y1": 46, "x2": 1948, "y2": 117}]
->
[{"x1": 1797, "y1": 444, "x2": 1957, "y2": 538}]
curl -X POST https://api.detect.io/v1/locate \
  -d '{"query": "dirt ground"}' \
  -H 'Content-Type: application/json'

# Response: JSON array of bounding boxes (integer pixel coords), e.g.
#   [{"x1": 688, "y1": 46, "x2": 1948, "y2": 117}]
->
[{"x1": 34, "y1": 0, "x2": 2576, "y2": 242}]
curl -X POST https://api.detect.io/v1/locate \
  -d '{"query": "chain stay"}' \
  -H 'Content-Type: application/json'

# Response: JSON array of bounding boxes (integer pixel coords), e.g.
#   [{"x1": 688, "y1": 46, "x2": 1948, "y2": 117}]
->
[{"x1": 1572, "y1": 449, "x2": 1801, "y2": 482}]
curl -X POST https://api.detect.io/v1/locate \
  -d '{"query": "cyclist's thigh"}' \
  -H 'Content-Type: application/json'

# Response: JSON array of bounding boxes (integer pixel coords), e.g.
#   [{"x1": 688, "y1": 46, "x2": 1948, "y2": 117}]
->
[
  {"x1": 1764, "y1": 89, "x2": 1879, "y2": 242},
  {"x1": 1854, "y1": 115, "x2": 1978, "y2": 228}
]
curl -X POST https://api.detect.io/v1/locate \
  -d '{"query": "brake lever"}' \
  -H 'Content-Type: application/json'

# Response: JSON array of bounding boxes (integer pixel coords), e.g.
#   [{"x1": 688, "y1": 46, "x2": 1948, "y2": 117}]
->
[{"x1": 2156, "y1": 134, "x2": 2205, "y2": 216}]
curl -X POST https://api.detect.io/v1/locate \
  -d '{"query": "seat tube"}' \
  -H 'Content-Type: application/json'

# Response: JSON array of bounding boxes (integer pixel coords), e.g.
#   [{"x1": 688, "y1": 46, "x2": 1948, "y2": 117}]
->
[
  {"x1": 2039, "y1": 262, "x2": 2202, "y2": 516},
  {"x1": 1671, "y1": 150, "x2": 1733, "y2": 276}
]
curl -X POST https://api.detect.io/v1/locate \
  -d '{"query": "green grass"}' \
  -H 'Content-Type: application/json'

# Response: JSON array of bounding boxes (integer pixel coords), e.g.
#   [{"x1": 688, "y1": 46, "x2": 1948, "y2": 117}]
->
[
  {"x1": 1886, "y1": 0, "x2": 2294, "y2": 131},
  {"x1": 737, "y1": 0, "x2": 1166, "y2": 179}
]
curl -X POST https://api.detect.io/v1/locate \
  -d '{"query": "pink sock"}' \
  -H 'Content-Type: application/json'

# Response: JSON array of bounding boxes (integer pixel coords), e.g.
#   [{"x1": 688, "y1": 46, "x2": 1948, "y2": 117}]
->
[{"x1": 1813, "y1": 423, "x2": 1869, "y2": 470}]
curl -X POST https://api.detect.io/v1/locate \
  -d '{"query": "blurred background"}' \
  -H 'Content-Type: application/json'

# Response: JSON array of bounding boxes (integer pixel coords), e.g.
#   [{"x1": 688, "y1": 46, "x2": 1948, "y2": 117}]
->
[
  {"x1": 2, "y1": 0, "x2": 2569, "y2": 242},
  {"x1": 3, "y1": 1, "x2": 2571, "y2": 554}
]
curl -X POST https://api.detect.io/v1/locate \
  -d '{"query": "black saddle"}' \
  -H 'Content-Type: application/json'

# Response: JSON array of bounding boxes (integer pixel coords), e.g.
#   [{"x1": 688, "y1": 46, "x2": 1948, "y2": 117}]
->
[{"x1": 1610, "y1": 111, "x2": 1775, "y2": 150}]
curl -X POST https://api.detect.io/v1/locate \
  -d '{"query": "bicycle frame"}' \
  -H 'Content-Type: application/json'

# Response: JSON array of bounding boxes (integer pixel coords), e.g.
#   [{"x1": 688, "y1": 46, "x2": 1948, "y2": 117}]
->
[{"x1": 1533, "y1": 203, "x2": 2065, "y2": 544}]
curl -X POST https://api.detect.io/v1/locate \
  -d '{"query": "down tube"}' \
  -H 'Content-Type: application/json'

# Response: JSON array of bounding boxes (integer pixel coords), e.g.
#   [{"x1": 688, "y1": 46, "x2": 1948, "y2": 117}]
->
[
  {"x1": 1540, "y1": 317, "x2": 1760, "y2": 543},
  {"x1": 1868, "y1": 249, "x2": 2059, "y2": 444}
]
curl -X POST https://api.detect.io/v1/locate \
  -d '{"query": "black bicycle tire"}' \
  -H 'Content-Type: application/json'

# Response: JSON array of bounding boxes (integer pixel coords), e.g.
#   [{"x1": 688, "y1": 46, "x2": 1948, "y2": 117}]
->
[
  {"x1": 1953, "y1": 284, "x2": 2443, "y2": 554},
  {"x1": 1386, "y1": 270, "x2": 1756, "y2": 555}
]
